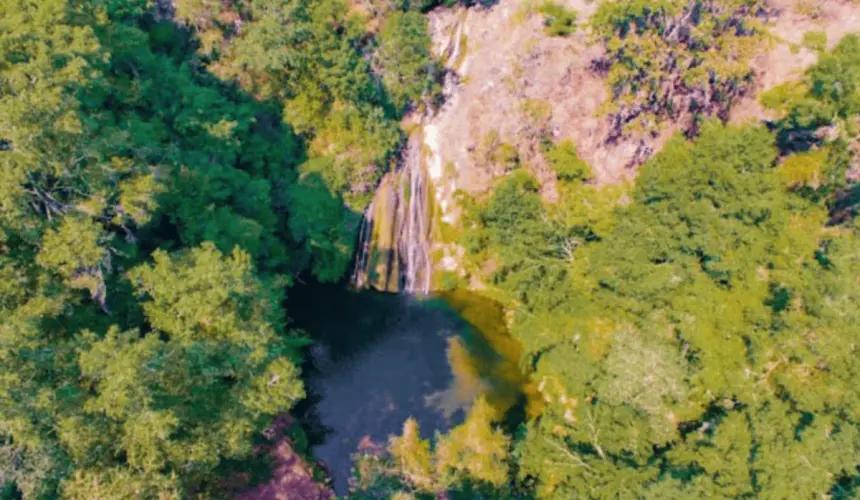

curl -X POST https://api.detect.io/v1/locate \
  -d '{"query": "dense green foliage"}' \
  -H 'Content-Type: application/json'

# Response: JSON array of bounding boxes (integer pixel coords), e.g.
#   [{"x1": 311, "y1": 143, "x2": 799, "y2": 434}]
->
[
  {"x1": 453, "y1": 115, "x2": 860, "y2": 497},
  {"x1": 592, "y1": 0, "x2": 767, "y2": 137},
  {"x1": 763, "y1": 34, "x2": 860, "y2": 134},
  {"x1": 348, "y1": 398, "x2": 513, "y2": 499},
  {"x1": 2, "y1": 0, "x2": 858, "y2": 498},
  {"x1": 356, "y1": 38, "x2": 860, "y2": 500},
  {"x1": 0, "y1": 0, "x2": 307, "y2": 496},
  {"x1": 0, "y1": 0, "x2": 440, "y2": 497},
  {"x1": 545, "y1": 140, "x2": 591, "y2": 182},
  {"x1": 376, "y1": 12, "x2": 440, "y2": 113}
]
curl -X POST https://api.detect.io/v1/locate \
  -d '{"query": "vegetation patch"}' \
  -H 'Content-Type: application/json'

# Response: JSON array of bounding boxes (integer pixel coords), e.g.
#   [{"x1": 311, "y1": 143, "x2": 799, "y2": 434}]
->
[
  {"x1": 591, "y1": 0, "x2": 769, "y2": 138},
  {"x1": 802, "y1": 30, "x2": 828, "y2": 52},
  {"x1": 545, "y1": 140, "x2": 592, "y2": 182},
  {"x1": 475, "y1": 130, "x2": 522, "y2": 175},
  {"x1": 536, "y1": 1, "x2": 578, "y2": 37}
]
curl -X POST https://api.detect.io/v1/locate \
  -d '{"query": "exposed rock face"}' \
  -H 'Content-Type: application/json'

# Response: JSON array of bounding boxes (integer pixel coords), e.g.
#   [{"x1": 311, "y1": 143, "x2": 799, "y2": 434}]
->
[
  {"x1": 424, "y1": 0, "x2": 665, "y2": 198},
  {"x1": 731, "y1": 0, "x2": 860, "y2": 124},
  {"x1": 351, "y1": 135, "x2": 433, "y2": 294},
  {"x1": 423, "y1": 0, "x2": 860, "y2": 215}
]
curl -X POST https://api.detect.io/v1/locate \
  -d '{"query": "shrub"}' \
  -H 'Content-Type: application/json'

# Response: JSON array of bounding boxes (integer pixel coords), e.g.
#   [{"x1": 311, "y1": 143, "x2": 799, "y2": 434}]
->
[
  {"x1": 802, "y1": 31, "x2": 828, "y2": 52},
  {"x1": 547, "y1": 140, "x2": 591, "y2": 182},
  {"x1": 537, "y1": 2, "x2": 578, "y2": 37}
]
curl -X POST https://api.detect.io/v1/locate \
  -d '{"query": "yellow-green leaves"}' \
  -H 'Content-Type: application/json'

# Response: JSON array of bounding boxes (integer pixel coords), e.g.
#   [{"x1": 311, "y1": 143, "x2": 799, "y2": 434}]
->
[
  {"x1": 116, "y1": 172, "x2": 165, "y2": 226},
  {"x1": 435, "y1": 398, "x2": 511, "y2": 487},
  {"x1": 546, "y1": 140, "x2": 591, "y2": 182},
  {"x1": 389, "y1": 418, "x2": 436, "y2": 492},
  {"x1": 78, "y1": 327, "x2": 162, "y2": 419},
  {"x1": 471, "y1": 119, "x2": 859, "y2": 497},
  {"x1": 376, "y1": 11, "x2": 438, "y2": 113},
  {"x1": 242, "y1": 358, "x2": 305, "y2": 416},
  {"x1": 37, "y1": 216, "x2": 111, "y2": 300},
  {"x1": 67, "y1": 244, "x2": 305, "y2": 496},
  {"x1": 536, "y1": 2, "x2": 578, "y2": 37},
  {"x1": 380, "y1": 398, "x2": 511, "y2": 494},
  {"x1": 779, "y1": 150, "x2": 828, "y2": 188},
  {"x1": 599, "y1": 330, "x2": 689, "y2": 441},
  {"x1": 62, "y1": 467, "x2": 181, "y2": 500},
  {"x1": 0, "y1": 0, "x2": 100, "y2": 158},
  {"x1": 38, "y1": 216, "x2": 108, "y2": 278},
  {"x1": 127, "y1": 243, "x2": 272, "y2": 345}
]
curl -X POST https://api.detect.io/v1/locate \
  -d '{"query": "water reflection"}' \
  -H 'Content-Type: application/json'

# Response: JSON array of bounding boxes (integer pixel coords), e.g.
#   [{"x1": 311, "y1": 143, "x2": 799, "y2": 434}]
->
[
  {"x1": 431, "y1": 290, "x2": 542, "y2": 421},
  {"x1": 289, "y1": 285, "x2": 536, "y2": 494}
]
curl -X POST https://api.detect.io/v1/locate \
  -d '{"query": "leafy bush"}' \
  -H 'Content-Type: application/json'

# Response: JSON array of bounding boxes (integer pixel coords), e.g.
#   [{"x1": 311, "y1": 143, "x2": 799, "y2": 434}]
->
[
  {"x1": 537, "y1": 1, "x2": 578, "y2": 37},
  {"x1": 802, "y1": 30, "x2": 828, "y2": 52},
  {"x1": 546, "y1": 140, "x2": 591, "y2": 182},
  {"x1": 476, "y1": 130, "x2": 521, "y2": 174},
  {"x1": 763, "y1": 34, "x2": 860, "y2": 132}
]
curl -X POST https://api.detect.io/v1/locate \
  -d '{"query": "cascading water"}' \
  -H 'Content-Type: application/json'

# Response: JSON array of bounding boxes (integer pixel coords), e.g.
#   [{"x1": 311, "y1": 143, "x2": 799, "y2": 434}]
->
[
  {"x1": 351, "y1": 134, "x2": 433, "y2": 295},
  {"x1": 351, "y1": 12, "x2": 471, "y2": 295}
]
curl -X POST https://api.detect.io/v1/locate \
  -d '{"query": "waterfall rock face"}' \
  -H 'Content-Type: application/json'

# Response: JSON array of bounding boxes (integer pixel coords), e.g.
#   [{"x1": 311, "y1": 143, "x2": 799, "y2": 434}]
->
[
  {"x1": 351, "y1": 135, "x2": 433, "y2": 294},
  {"x1": 350, "y1": 8, "x2": 471, "y2": 295}
]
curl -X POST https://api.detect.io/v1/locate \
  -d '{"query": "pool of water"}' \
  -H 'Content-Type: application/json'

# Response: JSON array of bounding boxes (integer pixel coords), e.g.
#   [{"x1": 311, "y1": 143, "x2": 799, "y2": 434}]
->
[{"x1": 289, "y1": 286, "x2": 535, "y2": 494}]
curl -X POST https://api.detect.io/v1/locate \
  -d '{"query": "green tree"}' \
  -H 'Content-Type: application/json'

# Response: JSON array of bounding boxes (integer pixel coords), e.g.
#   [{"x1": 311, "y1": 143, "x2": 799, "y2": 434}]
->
[
  {"x1": 376, "y1": 11, "x2": 439, "y2": 113},
  {"x1": 389, "y1": 418, "x2": 436, "y2": 492},
  {"x1": 349, "y1": 398, "x2": 513, "y2": 498},
  {"x1": 536, "y1": 2, "x2": 578, "y2": 37},
  {"x1": 0, "y1": 1, "x2": 313, "y2": 496}
]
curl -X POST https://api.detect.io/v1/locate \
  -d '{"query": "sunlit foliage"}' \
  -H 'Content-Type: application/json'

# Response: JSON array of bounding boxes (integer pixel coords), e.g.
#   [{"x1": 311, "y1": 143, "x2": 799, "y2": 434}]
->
[
  {"x1": 0, "y1": 0, "x2": 436, "y2": 496},
  {"x1": 461, "y1": 120, "x2": 860, "y2": 498}
]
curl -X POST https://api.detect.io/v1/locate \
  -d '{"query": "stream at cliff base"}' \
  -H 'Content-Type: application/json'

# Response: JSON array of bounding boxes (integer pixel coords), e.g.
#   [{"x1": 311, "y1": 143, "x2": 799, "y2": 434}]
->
[{"x1": 289, "y1": 285, "x2": 535, "y2": 494}]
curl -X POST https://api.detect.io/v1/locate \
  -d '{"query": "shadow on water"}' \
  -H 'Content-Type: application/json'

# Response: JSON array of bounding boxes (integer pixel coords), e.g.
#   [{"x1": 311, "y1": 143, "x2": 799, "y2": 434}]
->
[{"x1": 288, "y1": 283, "x2": 538, "y2": 494}]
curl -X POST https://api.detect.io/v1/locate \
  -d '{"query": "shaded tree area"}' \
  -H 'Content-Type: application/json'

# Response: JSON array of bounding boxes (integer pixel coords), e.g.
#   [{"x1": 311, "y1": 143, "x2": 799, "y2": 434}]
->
[
  {"x1": 761, "y1": 33, "x2": 860, "y2": 207},
  {"x1": 0, "y1": 1, "x2": 307, "y2": 497},
  {"x1": 3, "y1": 0, "x2": 858, "y2": 498},
  {"x1": 0, "y1": 0, "x2": 440, "y2": 498},
  {"x1": 172, "y1": 0, "x2": 440, "y2": 280}
]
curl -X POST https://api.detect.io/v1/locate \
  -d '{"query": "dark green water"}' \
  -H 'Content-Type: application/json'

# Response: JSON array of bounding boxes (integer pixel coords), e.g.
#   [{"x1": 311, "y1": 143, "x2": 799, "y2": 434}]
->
[{"x1": 289, "y1": 285, "x2": 534, "y2": 494}]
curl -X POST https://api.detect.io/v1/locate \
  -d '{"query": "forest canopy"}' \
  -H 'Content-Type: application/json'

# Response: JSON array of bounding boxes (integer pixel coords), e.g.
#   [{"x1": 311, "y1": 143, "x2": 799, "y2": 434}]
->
[
  {"x1": 0, "y1": 0, "x2": 435, "y2": 496},
  {"x1": 1, "y1": 0, "x2": 858, "y2": 499},
  {"x1": 347, "y1": 28, "x2": 860, "y2": 500}
]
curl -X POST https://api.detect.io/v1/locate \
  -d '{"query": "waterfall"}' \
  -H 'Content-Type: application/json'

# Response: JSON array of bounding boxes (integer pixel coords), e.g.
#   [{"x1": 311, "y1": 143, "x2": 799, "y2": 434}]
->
[
  {"x1": 350, "y1": 7, "x2": 472, "y2": 295},
  {"x1": 351, "y1": 134, "x2": 433, "y2": 295}
]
